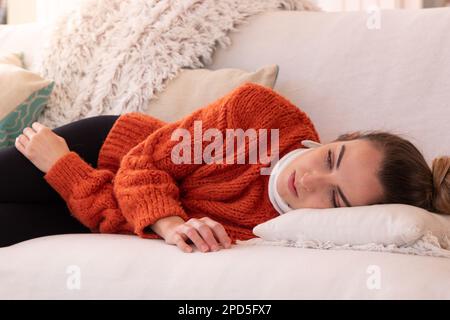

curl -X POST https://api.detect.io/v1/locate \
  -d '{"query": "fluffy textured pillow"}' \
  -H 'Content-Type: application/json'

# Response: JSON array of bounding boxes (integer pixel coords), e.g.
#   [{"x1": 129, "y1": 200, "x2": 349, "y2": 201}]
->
[
  {"x1": 145, "y1": 65, "x2": 279, "y2": 122},
  {"x1": 0, "y1": 52, "x2": 54, "y2": 149},
  {"x1": 253, "y1": 204, "x2": 450, "y2": 248}
]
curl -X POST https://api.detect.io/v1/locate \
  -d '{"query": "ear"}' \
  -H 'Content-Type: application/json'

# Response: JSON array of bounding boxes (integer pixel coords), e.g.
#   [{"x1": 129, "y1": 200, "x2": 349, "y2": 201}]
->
[{"x1": 301, "y1": 140, "x2": 322, "y2": 149}]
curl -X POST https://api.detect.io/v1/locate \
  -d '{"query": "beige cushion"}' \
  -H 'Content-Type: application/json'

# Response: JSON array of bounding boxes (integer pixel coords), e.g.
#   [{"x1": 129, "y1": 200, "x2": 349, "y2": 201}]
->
[
  {"x1": 0, "y1": 51, "x2": 52, "y2": 120},
  {"x1": 0, "y1": 52, "x2": 23, "y2": 67},
  {"x1": 145, "y1": 65, "x2": 279, "y2": 123},
  {"x1": 0, "y1": 51, "x2": 54, "y2": 148}
]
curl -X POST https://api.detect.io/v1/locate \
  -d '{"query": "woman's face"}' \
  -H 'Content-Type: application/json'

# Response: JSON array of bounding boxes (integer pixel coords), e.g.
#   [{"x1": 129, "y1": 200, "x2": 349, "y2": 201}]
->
[{"x1": 277, "y1": 139, "x2": 385, "y2": 209}]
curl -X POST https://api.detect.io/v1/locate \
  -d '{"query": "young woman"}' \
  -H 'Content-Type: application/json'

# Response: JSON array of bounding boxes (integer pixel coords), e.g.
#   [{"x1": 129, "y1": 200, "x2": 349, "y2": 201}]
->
[{"x1": 1, "y1": 83, "x2": 449, "y2": 251}]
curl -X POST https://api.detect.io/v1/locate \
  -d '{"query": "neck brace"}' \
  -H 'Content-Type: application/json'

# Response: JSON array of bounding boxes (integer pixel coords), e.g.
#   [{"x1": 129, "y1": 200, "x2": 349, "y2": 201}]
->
[{"x1": 268, "y1": 140, "x2": 322, "y2": 215}]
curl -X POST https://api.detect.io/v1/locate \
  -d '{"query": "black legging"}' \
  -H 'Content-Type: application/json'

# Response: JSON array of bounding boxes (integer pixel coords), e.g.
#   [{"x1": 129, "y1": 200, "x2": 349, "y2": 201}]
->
[{"x1": 0, "y1": 115, "x2": 120, "y2": 247}]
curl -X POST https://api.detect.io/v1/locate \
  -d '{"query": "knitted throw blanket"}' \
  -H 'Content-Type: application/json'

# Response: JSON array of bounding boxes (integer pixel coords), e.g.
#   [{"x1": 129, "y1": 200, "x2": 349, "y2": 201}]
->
[{"x1": 36, "y1": 0, "x2": 320, "y2": 128}]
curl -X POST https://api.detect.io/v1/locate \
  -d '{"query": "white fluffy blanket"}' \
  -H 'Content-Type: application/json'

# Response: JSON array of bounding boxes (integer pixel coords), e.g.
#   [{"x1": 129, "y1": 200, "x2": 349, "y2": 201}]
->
[{"x1": 36, "y1": 0, "x2": 319, "y2": 128}]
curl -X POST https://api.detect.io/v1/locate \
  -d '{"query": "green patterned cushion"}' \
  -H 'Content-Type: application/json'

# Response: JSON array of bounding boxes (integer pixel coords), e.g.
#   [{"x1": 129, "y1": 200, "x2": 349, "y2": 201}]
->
[
  {"x1": 0, "y1": 82, "x2": 54, "y2": 148},
  {"x1": 0, "y1": 51, "x2": 54, "y2": 149}
]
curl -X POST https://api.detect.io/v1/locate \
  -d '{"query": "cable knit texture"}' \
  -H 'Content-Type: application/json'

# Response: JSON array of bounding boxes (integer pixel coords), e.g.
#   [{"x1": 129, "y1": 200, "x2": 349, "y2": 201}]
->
[{"x1": 44, "y1": 83, "x2": 320, "y2": 243}]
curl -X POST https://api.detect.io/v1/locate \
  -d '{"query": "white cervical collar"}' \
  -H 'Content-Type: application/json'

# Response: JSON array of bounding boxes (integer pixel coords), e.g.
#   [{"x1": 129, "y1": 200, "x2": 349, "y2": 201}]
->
[{"x1": 268, "y1": 140, "x2": 322, "y2": 215}]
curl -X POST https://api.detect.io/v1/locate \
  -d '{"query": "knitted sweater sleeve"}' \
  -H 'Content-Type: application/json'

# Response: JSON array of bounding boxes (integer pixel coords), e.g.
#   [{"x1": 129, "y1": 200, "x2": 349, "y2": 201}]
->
[
  {"x1": 41, "y1": 89, "x2": 230, "y2": 237},
  {"x1": 43, "y1": 152, "x2": 132, "y2": 234},
  {"x1": 42, "y1": 113, "x2": 166, "y2": 238},
  {"x1": 112, "y1": 95, "x2": 230, "y2": 237},
  {"x1": 113, "y1": 82, "x2": 319, "y2": 238}
]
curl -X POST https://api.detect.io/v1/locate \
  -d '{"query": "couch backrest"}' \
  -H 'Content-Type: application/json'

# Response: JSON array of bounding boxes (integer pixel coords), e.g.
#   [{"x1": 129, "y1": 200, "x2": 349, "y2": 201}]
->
[
  {"x1": 0, "y1": 23, "x2": 53, "y2": 71},
  {"x1": 210, "y1": 8, "x2": 450, "y2": 165}
]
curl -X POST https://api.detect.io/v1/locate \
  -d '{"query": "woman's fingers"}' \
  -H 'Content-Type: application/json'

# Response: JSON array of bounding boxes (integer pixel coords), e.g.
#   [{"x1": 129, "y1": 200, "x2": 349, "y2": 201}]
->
[
  {"x1": 200, "y1": 217, "x2": 232, "y2": 249},
  {"x1": 166, "y1": 217, "x2": 232, "y2": 253},
  {"x1": 22, "y1": 127, "x2": 36, "y2": 139},
  {"x1": 173, "y1": 233, "x2": 193, "y2": 253},
  {"x1": 17, "y1": 123, "x2": 48, "y2": 147},
  {"x1": 15, "y1": 136, "x2": 26, "y2": 153},
  {"x1": 16, "y1": 125, "x2": 37, "y2": 151},
  {"x1": 186, "y1": 219, "x2": 220, "y2": 251},
  {"x1": 180, "y1": 224, "x2": 210, "y2": 252},
  {"x1": 31, "y1": 122, "x2": 46, "y2": 132}
]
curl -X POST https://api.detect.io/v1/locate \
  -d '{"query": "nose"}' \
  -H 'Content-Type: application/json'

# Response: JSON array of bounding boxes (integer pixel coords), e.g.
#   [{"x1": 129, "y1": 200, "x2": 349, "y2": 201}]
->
[
  {"x1": 299, "y1": 172, "x2": 312, "y2": 192},
  {"x1": 300, "y1": 171, "x2": 326, "y2": 192}
]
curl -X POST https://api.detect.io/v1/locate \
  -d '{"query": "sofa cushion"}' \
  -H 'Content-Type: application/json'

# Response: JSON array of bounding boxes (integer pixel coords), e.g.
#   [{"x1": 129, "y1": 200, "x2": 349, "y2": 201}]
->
[
  {"x1": 0, "y1": 51, "x2": 54, "y2": 148},
  {"x1": 146, "y1": 64, "x2": 279, "y2": 122}
]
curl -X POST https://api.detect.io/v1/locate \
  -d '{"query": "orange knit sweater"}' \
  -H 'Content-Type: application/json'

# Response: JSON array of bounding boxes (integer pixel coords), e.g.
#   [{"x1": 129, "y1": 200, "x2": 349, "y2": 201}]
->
[{"x1": 44, "y1": 83, "x2": 320, "y2": 244}]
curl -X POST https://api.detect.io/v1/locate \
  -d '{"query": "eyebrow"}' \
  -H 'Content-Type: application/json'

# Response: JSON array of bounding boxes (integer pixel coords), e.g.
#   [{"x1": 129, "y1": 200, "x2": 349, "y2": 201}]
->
[{"x1": 335, "y1": 144, "x2": 352, "y2": 207}]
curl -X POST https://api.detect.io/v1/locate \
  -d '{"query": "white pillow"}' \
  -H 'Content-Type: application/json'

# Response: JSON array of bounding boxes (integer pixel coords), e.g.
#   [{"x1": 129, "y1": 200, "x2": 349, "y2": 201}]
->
[{"x1": 253, "y1": 204, "x2": 450, "y2": 248}]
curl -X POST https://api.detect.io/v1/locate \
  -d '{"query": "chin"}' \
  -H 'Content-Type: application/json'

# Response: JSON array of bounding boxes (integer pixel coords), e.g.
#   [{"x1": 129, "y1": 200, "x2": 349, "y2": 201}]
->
[
  {"x1": 278, "y1": 186, "x2": 290, "y2": 201},
  {"x1": 288, "y1": 201, "x2": 299, "y2": 209},
  {"x1": 282, "y1": 192, "x2": 296, "y2": 207}
]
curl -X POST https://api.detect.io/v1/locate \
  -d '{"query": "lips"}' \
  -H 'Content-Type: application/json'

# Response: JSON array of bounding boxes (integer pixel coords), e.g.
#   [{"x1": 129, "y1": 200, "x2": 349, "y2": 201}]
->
[{"x1": 288, "y1": 170, "x2": 298, "y2": 197}]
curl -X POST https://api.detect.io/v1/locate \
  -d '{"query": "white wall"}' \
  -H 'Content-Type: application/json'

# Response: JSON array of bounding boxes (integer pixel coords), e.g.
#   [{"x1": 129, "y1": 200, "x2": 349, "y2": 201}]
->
[
  {"x1": 6, "y1": 0, "x2": 435, "y2": 25},
  {"x1": 7, "y1": 0, "x2": 85, "y2": 24},
  {"x1": 7, "y1": 0, "x2": 36, "y2": 24},
  {"x1": 35, "y1": 0, "x2": 85, "y2": 23},
  {"x1": 317, "y1": 0, "x2": 423, "y2": 11}
]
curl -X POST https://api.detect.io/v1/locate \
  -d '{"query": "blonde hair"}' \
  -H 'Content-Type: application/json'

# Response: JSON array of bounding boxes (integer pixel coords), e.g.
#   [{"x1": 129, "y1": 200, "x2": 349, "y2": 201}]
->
[{"x1": 332, "y1": 130, "x2": 450, "y2": 215}]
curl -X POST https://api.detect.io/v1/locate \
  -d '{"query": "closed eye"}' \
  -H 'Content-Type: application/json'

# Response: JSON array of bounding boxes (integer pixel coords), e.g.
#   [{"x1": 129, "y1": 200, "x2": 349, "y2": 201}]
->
[{"x1": 327, "y1": 150, "x2": 338, "y2": 208}]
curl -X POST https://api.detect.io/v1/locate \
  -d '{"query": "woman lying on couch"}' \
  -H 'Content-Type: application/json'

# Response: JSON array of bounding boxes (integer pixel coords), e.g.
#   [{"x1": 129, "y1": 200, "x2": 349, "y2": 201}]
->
[{"x1": 1, "y1": 83, "x2": 449, "y2": 251}]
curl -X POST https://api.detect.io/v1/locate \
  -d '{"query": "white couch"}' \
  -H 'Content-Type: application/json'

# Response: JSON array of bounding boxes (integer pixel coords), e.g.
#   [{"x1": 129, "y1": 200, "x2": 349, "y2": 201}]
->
[{"x1": 1, "y1": 7, "x2": 450, "y2": 299}]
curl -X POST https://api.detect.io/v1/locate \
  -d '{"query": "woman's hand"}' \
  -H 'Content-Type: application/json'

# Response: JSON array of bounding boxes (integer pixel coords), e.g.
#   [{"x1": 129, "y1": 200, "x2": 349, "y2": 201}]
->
[
  {"x1": 15, "y1": 122, "x2": 71, "y2": 174},
  {"x1": 152, "y1": 216, "x2": 233, "y2": 253}
]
